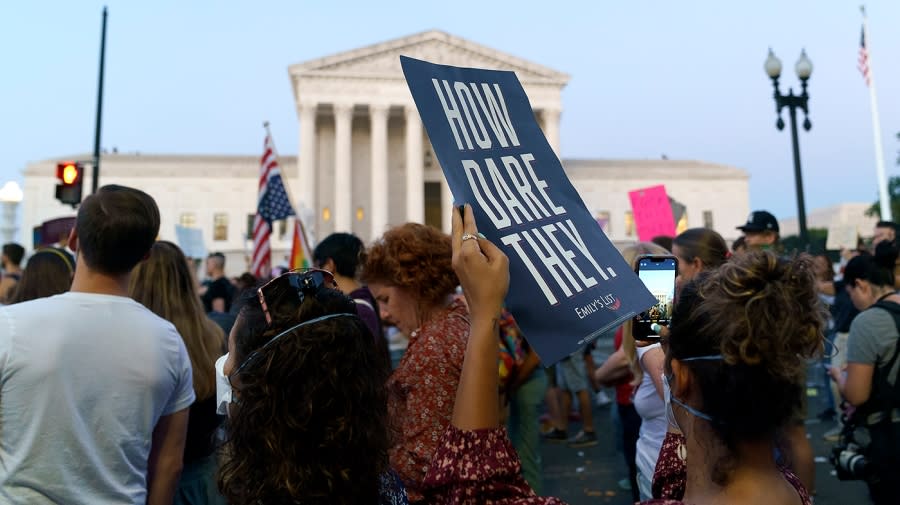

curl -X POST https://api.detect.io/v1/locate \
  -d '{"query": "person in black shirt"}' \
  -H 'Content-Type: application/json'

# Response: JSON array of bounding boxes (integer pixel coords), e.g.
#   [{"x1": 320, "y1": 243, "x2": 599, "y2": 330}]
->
[{"x1": 202, "y1": 252, "x2": 235, "y2": 313}]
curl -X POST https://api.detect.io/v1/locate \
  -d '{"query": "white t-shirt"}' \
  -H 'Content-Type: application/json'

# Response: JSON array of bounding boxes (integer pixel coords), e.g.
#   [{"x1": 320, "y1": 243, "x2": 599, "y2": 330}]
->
[
  {"x1": 0, "y1": 292, "x2": 195, "y2": 504},
  {"x1": 634, "y1": 343, "x2": 666, "y2": 481}
]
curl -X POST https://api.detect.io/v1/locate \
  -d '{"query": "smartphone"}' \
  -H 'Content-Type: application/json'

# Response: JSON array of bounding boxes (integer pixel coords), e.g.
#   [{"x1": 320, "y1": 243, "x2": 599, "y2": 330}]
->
[{"x1": 632, "y1": 255, "x2": 678, "y2": 341}]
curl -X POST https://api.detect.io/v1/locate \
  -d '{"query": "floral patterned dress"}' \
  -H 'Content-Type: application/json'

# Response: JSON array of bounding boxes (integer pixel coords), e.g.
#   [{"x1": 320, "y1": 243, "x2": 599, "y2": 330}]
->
[
  {"x1": 649, "y1": 431, "x2": 812, "y2": 505},
  {"x1": 423, "y1": 425, "x2": 567, "y2": 504},
  {"x1": 420, "y1": 425, "x2": 811, "y2": 505},
  {"x1": 388, "y1": 299, "x2": 470, "y2": 502}
]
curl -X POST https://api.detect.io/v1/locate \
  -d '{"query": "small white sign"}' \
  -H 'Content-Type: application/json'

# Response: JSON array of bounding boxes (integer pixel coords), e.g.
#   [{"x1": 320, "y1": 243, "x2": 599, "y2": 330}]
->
[{"x1": 826, "y1": 224, "x2": 858, "y2": 251}]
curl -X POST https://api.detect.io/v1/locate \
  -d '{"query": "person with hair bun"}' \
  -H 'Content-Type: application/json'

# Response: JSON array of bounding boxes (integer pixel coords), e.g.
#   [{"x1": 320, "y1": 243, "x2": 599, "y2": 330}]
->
[
  {"x1": 420, "y1": 209, "x2": 822, "y2": 505},
  {"x1": 647, "y1": 251, "x2": 822, "y2": 505},
  {"x1": 649, "y1": 228, "x2": 728, "y2": 497},
  {"x1": 362, "y1": 223, "x2": 469, "y2": 502},
  {"x1": 830, "y1": 240, "x2": 900, "y2": 504},
  {"x1": 668, "y1": 241, "x2": 816, "y2": 496}
]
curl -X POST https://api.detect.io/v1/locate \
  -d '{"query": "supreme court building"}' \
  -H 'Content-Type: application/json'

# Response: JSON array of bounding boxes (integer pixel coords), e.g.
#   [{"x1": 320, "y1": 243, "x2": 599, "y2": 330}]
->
[{"x1": 22, "y1": 30, "x2": 749, "y2": 275}]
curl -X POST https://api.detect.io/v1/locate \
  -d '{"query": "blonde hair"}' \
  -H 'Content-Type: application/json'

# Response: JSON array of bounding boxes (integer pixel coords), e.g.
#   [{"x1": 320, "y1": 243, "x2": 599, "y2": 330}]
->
[
  {"x1": 619, "y1": 242, "x2": 670, "y2": 383},
  {"x1": 129, "y1": 241, "x2": 225, "y2": 400}
]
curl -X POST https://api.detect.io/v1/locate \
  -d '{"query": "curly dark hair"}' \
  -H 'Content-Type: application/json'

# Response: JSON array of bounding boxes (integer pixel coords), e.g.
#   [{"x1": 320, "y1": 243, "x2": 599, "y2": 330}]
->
[
  {"x1": 218, "y1": 286, "x2": 391, "y2": 505},
  {"x1": 361, "y1": 223, "x2": 458, "y2": 307},
  {"x1": 667, "y1": 250, "x2": 824, "y2": 483}
]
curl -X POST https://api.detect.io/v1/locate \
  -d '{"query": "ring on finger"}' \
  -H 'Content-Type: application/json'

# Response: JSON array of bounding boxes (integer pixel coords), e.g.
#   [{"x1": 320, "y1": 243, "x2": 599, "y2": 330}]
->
[{"x1": 461, "y1": 233, "x2": 479, "y2": 243}]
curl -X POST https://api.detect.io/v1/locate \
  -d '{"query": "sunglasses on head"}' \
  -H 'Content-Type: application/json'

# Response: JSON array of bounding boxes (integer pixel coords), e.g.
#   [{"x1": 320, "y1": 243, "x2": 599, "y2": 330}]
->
[
  {"x1": 228, "y1": 312, "x2": 357, "y2": 390},
  {"x1": 257, "y1": 268, "x2": 338, "y2": 324}
]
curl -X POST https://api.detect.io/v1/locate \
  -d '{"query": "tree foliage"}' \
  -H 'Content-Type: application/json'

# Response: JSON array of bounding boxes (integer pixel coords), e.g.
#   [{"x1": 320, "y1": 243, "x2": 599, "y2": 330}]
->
[
  {"x1": 865, "y1": 132, "x2": 900, "y2": 220},
  {"x1": 781, "y1": 228, "x2": 835, "y2": 260},
  {"x1": 865, "y1": 175, "x2": 900, "y2": 220}
]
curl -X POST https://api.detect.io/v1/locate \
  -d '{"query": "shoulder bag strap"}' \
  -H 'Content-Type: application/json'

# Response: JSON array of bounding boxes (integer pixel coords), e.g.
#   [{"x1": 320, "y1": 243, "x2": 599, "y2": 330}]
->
[{"x1": 863, "y1": 301, "x2": 900, "y2": 417}]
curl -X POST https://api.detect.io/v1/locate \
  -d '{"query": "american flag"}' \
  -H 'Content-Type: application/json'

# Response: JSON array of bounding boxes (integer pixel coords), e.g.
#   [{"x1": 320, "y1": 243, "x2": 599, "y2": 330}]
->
[
  {"x1": 858, "y1": 26, "x2": 871, "y2": 87},
  {"x1": 250, "y1": 133, "x2": 295, "y2": 278}
]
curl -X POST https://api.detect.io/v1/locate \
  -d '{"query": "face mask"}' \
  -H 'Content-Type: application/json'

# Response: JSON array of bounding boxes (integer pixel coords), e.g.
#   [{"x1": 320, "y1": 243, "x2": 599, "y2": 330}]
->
[
  {"x1": 663, "y1": 354, "x2": 723, "y2": 431},
  {"x1": 215, "y1": 353, "x2": 231, "y2": 416},
  {"x1": 663, "y1": 372, "x2": 681, "y2": 431}
]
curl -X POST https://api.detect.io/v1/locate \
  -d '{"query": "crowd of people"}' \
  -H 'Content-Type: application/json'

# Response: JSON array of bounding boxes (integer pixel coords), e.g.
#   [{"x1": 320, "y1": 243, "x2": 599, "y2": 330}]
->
[{"x1": 0, "y1": 184, "x2": 896, "y2": 505}]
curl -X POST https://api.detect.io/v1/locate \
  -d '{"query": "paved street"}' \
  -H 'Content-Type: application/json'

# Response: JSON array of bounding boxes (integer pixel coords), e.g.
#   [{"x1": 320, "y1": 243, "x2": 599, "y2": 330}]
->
[{"x1": 537, "y1": 340, "x2": 872, "y2": 504}]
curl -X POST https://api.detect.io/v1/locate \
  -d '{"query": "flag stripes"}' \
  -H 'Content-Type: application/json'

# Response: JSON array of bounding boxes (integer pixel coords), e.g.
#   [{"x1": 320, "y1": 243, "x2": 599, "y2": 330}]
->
[
  {"x1": 250, "y1": 133, "x2": 295, "y2": 278},
  {"x1": 858, "y1": 27, "x2": 870, "y2": 87}
]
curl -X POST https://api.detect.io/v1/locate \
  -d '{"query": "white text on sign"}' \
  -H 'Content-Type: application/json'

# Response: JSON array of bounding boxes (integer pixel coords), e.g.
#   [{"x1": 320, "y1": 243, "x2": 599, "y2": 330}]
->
[{"x1": 433, "y1": 78, "x2": 620, "y2": 305}]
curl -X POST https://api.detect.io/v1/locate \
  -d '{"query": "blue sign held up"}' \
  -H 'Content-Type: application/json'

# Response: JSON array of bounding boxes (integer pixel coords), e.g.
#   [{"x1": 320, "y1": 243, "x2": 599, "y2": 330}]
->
[{"x1": 401, "y1": 56, "x2": 655, "y2": 365}]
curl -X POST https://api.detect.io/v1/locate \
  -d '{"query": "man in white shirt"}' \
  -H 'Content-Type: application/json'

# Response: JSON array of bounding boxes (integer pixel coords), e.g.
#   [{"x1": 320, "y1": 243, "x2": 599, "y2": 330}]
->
[{"x1": 0, "y1": 185, "x2": 194, "y2": 505}]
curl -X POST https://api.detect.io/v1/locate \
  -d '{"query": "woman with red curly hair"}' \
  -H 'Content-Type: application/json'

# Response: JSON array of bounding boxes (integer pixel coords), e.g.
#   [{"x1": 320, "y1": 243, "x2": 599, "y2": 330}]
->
[{"x1": 362, "y1": 223, "x2": 469, "y2": 502}]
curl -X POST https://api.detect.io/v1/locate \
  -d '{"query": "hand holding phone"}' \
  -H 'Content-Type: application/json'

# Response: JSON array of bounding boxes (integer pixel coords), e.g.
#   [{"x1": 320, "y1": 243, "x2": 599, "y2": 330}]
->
[{"x1": 632, "y1": 255, "x2": 678, "y2": 341}]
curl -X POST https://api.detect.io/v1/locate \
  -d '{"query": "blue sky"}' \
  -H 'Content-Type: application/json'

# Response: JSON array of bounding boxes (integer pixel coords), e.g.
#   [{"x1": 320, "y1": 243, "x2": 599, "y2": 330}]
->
[
  {"x1": 3, "y1": 0, "x2": 898, "y2": 221},
  {"x1": 638, "y1": 270, "x2": 675, "y2": 300}
]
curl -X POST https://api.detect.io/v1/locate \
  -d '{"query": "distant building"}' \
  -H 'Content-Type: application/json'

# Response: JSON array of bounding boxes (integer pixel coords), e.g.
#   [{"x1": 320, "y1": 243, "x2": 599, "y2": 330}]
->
[
  {"x1": 21, "y1": 30, "x2": 750, "y2": 276},
  {"x1": 779, "y1": 203, "x2": 879, "y2": 239},
  {"x1": 565, "y1": 159, "x2": 748, "y2": 245}
]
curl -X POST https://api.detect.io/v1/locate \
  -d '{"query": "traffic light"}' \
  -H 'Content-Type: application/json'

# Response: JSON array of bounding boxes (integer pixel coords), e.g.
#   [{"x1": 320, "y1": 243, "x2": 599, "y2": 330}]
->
[{"x1": 55, "y1": 161, "x2": 83, "y2": 206}]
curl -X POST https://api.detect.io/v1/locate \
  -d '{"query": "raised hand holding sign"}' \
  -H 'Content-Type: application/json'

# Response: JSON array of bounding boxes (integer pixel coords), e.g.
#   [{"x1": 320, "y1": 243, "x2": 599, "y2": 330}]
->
[{"x1": 402, "y1": 56, "x2": 655, "y2": 364}]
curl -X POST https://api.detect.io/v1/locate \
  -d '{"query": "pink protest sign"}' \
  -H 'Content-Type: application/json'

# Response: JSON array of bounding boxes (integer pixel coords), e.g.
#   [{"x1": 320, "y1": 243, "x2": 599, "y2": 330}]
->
[{"x1": 628, "y1": 185, "x2": 676, "y2": 241}]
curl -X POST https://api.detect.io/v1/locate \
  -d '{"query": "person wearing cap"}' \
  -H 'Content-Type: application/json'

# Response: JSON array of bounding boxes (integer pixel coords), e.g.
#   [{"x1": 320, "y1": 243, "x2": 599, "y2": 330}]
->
[{"x1": 737, "y1": 210, "x2": 780, "y2": 250}]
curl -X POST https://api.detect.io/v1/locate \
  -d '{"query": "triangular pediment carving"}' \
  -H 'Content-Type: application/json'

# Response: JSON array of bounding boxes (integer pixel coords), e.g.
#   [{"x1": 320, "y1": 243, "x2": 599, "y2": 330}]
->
[{"x1": 289, "y1": 30, "x2": 569, "y2": 85}]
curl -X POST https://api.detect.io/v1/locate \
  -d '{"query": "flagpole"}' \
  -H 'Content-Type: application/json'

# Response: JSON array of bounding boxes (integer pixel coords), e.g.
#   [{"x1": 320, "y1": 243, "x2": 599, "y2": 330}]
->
[{"x1": 861, "y1": 6, "x2": 892, "y2": 221}]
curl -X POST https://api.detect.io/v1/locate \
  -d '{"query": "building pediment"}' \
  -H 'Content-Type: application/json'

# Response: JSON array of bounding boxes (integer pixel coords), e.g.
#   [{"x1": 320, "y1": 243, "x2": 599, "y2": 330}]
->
[{"x1": 289, "y1": 30, "x2": 570, "y2": 86}]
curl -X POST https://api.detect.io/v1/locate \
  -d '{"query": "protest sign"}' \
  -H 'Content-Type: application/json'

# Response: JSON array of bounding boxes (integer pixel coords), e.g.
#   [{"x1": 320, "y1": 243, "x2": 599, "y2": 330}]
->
[
  {"x1": 401, "y1": 56, "x2": 656, "y2": 364},
  {"x1": 826, "y1": 223, "x2": 859, "y2": 251},
  {"x1": 175, "y1": 224, "x2": 207, "y2": 259},
  {"x1": 629, "y1": 185, "x2": 676, "y2": 241},
  {"x1": 33, "y1": 217, "x2": 76, "y2": 248}
]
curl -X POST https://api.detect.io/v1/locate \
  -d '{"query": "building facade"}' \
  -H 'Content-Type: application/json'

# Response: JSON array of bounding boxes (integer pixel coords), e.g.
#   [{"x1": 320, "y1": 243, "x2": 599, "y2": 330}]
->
[
  {"x1": 565, "y1": 159, "x2": 750, "y2": 243},
  {"x1": 779, "y1": 203, "x2": 879, "y2": 240},
  {"x1": 289, "y1": 30, "x2": 569, "y2": 240},
  {"x1": 21, "y1": 30, "x2": 750, "y2": 276}
]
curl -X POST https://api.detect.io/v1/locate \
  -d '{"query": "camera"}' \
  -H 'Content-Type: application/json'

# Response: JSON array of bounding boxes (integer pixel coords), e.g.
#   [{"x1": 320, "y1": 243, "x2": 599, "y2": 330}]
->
[
  {"x1": 831, "y1": 442, "x2": 869, "y2": 480},
  {"x1": 829, "y1": 418, "x2": 870, "y2": 481}
]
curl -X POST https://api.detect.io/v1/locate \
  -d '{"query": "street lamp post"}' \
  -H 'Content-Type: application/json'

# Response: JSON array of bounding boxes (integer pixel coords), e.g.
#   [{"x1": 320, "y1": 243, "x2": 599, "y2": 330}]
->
[{"x1": 765, "y1": 48, "x2": 813, "y2": 247}]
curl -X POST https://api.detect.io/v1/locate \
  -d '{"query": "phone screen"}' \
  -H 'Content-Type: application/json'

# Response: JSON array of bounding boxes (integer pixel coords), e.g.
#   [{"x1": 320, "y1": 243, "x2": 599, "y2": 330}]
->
[{"x1": 633, "y1": 255, "x2": 677, "y2": 340}]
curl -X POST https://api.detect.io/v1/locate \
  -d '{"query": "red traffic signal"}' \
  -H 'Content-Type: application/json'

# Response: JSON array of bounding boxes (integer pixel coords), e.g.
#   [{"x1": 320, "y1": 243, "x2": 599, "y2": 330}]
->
[
  {"x1": 57, "y1": 162, "x2": 81, "y2": 185},
  {"x1": 55, "y1": 161, "x2": 84, "y2": 206}
]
